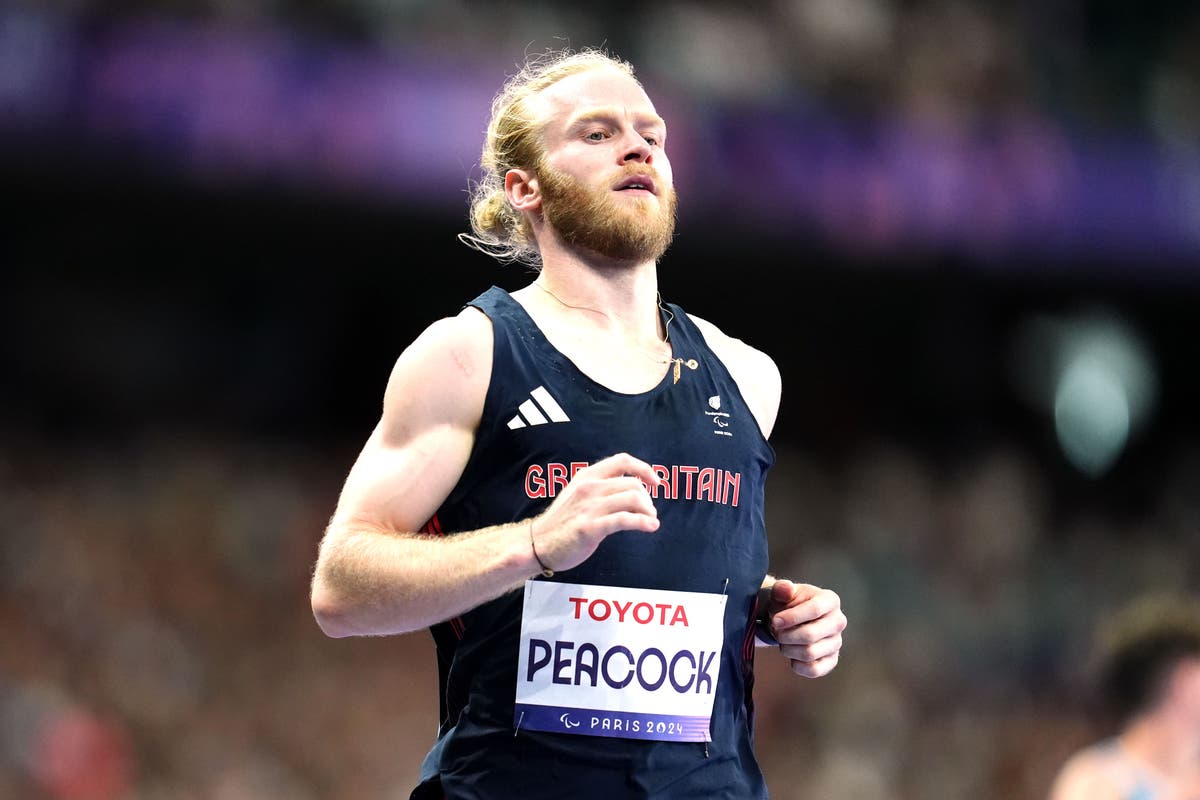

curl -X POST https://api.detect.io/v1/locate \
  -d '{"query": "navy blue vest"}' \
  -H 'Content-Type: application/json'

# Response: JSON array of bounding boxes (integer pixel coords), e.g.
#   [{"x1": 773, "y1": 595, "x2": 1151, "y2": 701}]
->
[{"x1": 413, "y1": 286, "x2": 775, "y2": 799}]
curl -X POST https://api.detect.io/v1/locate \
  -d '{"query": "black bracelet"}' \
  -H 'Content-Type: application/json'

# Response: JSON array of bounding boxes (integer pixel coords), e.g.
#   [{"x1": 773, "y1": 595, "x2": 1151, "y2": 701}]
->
[
  {"x1": 530, "y1": 519, "x2": 554, "y2": 578},
  {"x1": 755, "y1": 617, "x2": 779, "y2": 647}
]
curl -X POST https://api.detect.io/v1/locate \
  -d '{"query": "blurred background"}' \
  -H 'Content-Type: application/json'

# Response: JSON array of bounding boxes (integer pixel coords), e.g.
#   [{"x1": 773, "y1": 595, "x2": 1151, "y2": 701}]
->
[{"x1": 3, "y1": 0, "x2": 1200, "y2": 797}]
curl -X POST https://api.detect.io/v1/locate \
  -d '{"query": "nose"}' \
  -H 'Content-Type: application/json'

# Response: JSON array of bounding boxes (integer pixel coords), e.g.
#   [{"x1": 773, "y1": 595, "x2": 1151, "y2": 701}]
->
[{"x1": 621, "y1": 131, "x2": 652, "y2": 165}]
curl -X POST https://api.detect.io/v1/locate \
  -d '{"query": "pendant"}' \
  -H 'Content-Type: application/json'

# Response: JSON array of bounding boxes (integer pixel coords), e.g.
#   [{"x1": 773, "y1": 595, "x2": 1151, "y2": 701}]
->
[{"x1": 671, "y1": 358, "x2": 700, "y2": 384}]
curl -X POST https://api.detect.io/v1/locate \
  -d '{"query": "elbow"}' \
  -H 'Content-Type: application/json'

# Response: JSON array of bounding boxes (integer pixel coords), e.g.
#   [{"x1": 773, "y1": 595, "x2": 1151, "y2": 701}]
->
[
  {"x1": 310, "y1": 577, "x2": 358, "y2": 639},
  {"x1": 310, "y1": 527, "x2": 365, "y2": 638},
  {"x1": 312, "y1": 606, "x2": 355, "y2": 640},
  {"x1": 309, "y1": 528, "x2": 421, "y2": 638}
]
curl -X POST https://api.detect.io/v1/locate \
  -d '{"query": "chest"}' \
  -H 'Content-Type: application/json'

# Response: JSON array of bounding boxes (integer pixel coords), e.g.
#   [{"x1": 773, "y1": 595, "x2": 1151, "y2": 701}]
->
[{"x1": 537, "y1": 328, "x2": 678, "y2": 395}]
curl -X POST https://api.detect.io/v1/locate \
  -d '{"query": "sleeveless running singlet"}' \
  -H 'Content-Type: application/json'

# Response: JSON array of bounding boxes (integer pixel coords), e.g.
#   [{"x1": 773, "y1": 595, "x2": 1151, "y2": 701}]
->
[{"x1": 411, "y1": 287, "x2": 776, "y2": 800}]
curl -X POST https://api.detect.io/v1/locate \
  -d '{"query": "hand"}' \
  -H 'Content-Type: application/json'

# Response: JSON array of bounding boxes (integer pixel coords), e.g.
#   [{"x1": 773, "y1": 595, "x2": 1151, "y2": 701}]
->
[
  {"x1": 530, "y1": 453, "x2": 662, "y2": 573},
  {"x1": 762, "y1": 580, "x2": 846, "y2": 678}
]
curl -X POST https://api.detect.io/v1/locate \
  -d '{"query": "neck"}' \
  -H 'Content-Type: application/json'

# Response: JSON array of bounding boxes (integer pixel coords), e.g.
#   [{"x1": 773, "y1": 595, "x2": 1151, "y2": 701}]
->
[
  {"x1": 517, "y1": 249, "x2": 701, "y2": 385},
  {"x1": 1121, "y1": 711, "x2": 1200, "y2": 780},
  {"x1": 533, "y1": 246, "x2": 663, "y2": 343}
]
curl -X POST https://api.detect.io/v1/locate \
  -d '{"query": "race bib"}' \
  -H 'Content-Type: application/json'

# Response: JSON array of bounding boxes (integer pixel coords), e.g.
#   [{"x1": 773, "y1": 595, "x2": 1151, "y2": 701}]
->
[{"x1": 514, "y1": 580, "x2": 727, "y2": 742}]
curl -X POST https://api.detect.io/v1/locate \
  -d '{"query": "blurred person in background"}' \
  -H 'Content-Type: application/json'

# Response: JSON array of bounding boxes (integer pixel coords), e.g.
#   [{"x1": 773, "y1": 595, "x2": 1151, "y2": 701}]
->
[
  {"x1": 310, "y1": 48, "x2": 845, "y2": 799},
  {"x1": 1049, "y1": 593, "x2": 1200, "y2": 800}
]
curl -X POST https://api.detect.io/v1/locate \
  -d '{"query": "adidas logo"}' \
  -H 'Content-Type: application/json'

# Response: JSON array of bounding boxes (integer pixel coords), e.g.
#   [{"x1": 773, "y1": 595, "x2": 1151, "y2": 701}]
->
[{"x1": 507, "y1": 385, "x2": 571, "y2": 430}]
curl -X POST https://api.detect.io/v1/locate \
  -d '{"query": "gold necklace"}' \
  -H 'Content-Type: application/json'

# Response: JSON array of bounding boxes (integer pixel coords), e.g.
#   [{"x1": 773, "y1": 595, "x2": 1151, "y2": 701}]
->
[{"x1": 532, "y1": 281, "x2": 699, "y2": 384}]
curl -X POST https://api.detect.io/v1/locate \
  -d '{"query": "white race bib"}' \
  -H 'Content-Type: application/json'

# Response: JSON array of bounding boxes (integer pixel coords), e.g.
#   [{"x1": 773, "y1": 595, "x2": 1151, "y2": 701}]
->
[{"x1": 514, "y1": 580, "x2": 727, "y2": 742}]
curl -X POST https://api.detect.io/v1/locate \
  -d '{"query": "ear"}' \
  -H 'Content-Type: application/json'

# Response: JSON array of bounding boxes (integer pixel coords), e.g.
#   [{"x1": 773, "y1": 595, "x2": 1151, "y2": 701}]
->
[{"x1": 505, "y1": 168, "x2": 541, "y2": 214}]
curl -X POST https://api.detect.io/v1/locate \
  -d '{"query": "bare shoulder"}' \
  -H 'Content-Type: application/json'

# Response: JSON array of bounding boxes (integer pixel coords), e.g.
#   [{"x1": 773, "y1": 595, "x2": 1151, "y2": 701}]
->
[
  {"x1": 1048, "y1": 747, "x2": 1123, "y2": 800},
  {"x1": 327, "y1": 306, "x2": 493, "y2": 535},
  {"x1": 687, "y1": 313, "x2": 781, "y2": 438},
  {"x1": 379, "y1": 306, "x2": 494, "y2": 444}
]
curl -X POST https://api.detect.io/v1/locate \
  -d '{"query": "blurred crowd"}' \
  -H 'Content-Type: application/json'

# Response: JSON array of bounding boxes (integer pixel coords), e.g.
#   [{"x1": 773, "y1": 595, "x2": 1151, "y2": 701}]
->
[
  {"x1": 35, "y1": 0, "x2": 1200, "y2": 143},
  {"x1": 10, "y1": 1, "x2": 1196, "y2": 261},
  {"x1": 2, "y1": 432, "x2": 1196, "y2": 799}
]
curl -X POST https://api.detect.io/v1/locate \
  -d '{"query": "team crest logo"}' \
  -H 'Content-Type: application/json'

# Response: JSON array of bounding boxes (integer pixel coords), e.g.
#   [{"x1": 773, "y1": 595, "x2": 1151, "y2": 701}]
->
[{"x1": 704, "y1": 394, "x2": 731, "y2": 437}]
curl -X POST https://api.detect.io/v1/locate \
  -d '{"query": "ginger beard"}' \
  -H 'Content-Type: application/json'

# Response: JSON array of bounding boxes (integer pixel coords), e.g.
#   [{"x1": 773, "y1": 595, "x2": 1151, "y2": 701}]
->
[{"x1": 537, "y1": 163, "x2": 677, "y2": 263}]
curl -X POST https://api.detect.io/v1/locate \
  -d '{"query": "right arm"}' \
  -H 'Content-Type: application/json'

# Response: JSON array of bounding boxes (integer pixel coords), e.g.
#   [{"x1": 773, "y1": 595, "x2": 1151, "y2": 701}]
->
[{"x1": 310, "y1": 307, "x2": 663, "y2": 638}]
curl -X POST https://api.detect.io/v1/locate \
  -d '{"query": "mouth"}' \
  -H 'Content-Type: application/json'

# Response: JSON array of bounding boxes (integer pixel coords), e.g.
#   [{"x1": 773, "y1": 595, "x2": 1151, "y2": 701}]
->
[{"x1": 613, "y1": 175, "x2": 657, "y2": 196}]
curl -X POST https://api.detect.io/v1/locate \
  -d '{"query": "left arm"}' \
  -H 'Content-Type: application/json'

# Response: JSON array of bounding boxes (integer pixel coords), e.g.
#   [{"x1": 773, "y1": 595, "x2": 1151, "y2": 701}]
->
[{"x1": 690, "y1": 314, "x2": 846, "y2": 679}]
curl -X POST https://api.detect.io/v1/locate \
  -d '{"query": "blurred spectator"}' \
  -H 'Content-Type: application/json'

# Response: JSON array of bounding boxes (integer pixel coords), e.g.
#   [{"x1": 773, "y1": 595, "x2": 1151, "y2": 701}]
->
[{"x1": 1047, "y1": 592, "x2": 1200, "y2": 800}]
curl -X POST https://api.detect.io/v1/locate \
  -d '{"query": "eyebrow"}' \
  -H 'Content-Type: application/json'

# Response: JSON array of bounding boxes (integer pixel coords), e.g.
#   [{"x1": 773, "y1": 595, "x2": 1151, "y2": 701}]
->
[{"x1": 567, "y1": 108, "x2": 667, "y2": 132}]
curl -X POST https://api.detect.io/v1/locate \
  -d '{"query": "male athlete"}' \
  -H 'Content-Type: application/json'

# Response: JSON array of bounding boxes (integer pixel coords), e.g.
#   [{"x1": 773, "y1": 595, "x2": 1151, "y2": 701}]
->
[
  {"x1": 311, "y1": 48, "x2": 847, "y2": 799},
  {"x1": 1049, "y1": 593, "x2": 1200, "y2": 800}
]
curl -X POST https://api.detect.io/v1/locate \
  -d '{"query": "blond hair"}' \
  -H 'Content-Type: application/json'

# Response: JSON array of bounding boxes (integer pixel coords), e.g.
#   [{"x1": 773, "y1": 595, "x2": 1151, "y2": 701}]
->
[{"x1": 460, "y1": 48, "x2": 637, "y2": 266}]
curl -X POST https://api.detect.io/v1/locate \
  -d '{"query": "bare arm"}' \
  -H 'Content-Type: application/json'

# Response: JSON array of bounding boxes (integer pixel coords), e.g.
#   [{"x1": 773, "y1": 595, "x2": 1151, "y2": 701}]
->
[{"x1": 311, "y1": 307, "x2": 663, "y2": 638}]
